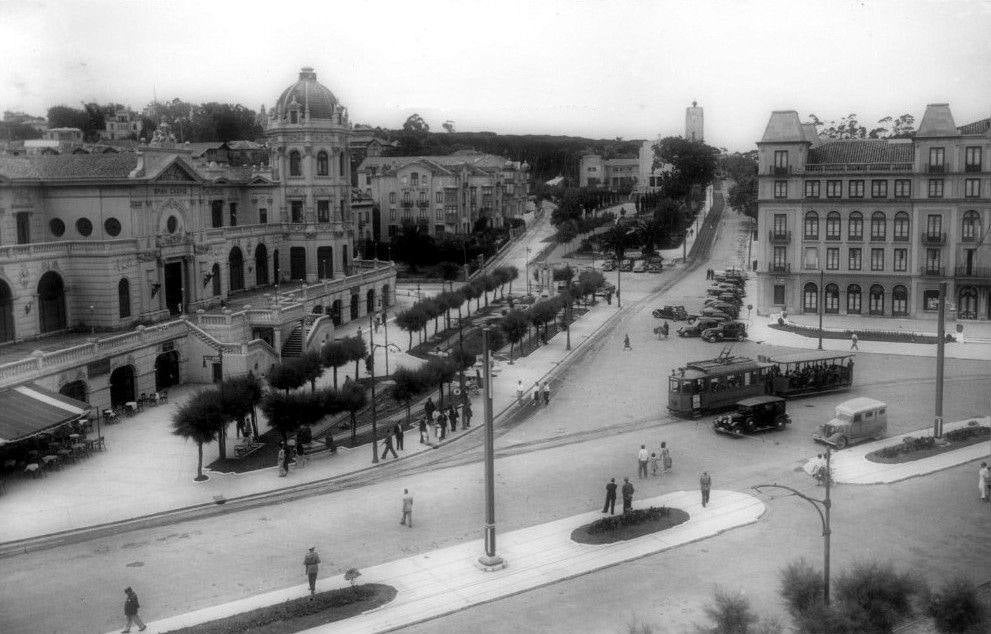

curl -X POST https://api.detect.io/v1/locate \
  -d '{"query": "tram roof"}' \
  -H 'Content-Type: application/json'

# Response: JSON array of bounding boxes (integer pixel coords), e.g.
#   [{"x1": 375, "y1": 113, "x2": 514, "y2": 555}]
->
[
  {"x1": 761, "y1": 350, "x2": 854, "y2": 364},
  {"x1": 678, "y1": 356, "x2": 763, "y2": 379}
]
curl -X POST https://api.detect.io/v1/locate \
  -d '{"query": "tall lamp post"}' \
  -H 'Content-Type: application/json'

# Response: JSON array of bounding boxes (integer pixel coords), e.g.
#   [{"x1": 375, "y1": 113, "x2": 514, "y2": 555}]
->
[
  {"x1": 934, "y1": 280, "x2": 946, "y2": 438},
  {"x1": 477, "y1": 327, "x2": 505, "y2": 570},
  {"x1": 817, "y1": 269, "x2": 824, "y2": 350},
  {"x1": 753, "y1": 448, "x2": 833, "y2": 605},
  {"x1": 525, "y1": 247, "x2": 531, "y2": 295}
]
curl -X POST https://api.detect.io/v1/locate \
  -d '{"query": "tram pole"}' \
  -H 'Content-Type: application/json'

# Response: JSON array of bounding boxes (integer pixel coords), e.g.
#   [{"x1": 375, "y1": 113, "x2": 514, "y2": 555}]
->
[
  {"x1": 817, "y1": 269, "x2": 824, "y2": 350},
  {"x1": 478, "y1": 327, "x2": 505, "y2": 571},
  {"x1": 934, "y1": 281, "x2": 946, "y2": 438}
]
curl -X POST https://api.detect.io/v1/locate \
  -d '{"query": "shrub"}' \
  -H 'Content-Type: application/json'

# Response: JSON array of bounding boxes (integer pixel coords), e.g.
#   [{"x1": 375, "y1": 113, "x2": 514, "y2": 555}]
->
[
  {"x1": 943, "y1": 425, "x2": 989, "y2": 443},
  {"x1": 928, "y1": 576, "x2": 985, "y2": 633},
  {"x1": 702, "y1": 587, "x2": 759, "y2": 634},
  {"x1": 587, "y1": 507, "x2": 670, "y2": 534},
  {"x1": 779, "y1": 559, "x2": 824, "y2": 619},
  {"x1": 833, "y1": 561, "x2": 921, "y2": 632}
]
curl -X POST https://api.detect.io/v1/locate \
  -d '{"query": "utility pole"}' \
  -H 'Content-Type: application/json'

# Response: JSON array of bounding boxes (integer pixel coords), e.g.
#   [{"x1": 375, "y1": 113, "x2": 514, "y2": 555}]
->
[
  {"x1": 818, "y1": 269, "x2": 824, "y2": 350},
  {"x1": 477, "y1": 327, "x2": 505, "y2": 570},
  {"x1": 934, "y1": 280, "x2": 946, "y2": 438},
  {"x1": 369, "y1": 308, "x2": 378, "y2": 464}
]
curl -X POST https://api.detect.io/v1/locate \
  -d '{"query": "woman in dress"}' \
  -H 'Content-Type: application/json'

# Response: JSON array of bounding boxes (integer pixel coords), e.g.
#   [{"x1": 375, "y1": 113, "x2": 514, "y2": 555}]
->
[{"x1": 661, "y1": 441, "x2": 672, "y2": 472}]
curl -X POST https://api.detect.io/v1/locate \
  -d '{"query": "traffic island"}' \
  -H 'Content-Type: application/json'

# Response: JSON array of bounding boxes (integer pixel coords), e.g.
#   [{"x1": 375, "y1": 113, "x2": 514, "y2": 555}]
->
[
  {"x1": 866, "y1": 422, "x2": 989, "y2": 464},
  {"x1": 163, "y1": 583, "x2": 396, "y2": 634},
  {"x1": 570, "y1": 507, "x2": 689, "y2": 545}
]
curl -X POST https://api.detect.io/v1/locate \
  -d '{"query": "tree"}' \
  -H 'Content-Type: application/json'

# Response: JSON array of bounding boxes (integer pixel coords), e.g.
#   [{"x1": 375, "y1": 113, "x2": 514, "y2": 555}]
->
[
  {"x1": 220, "y1": 375, "x2": 261, "y2": 444},
  {"x1": 552, "y1": 265, "x2": 574, "y2": 284},
  {"x1": 421, "y1": 297, "x2": 444, "y2": 335},
  {"x1": 261, "y1": 391, "x2": 317, "y2": 446},
  {"x1": 602, "y1": 223, "x2": 636, "y2": 263},
  {"x1": 295, "y1": 351, "x2": 324, "y2": 392},
  {"x1": 928, "y1": 576, "x2": 986, "y2": 633},
  {"x1": 728, "y1": 177, "x2": 758, "y2": 219},
  {"x1": 461, "y1": 281, "x2": 482, "y2": 315},
  {"x1": 345, "y1": 335, "x2": 368, "y2": 381},
  {"x1": 809, "y1": 113, "x2": 916, "y2": 140},
  {"x1": 402, "y1": 113, "x2": 429, "y2": 134},
  {"x1": 833, "y1": 562, "x2": 921, "y2": 632},
  {"x1": 420, "y1": 357, "x2": 456, "y2": 408},
  {"x1": 339, "y1": 383, "x2": 368, "y2": 443},
  {"x1": 439, "y1": 261, "x2": 462, "y2": 288},
  {"x1": 391, "y1": 366, "x2": 426, "y2": 428},
  {"x1": 442, "y1": 120, "x2": 455, "y2": 133},
  {"x1": 266, "y1": 361, "x2": 305, "y2": 394},
  {"x1": 172, "y1": 389, "x2": 225, "y2": 480},
  {"x1": 396, "y1": 307, "x2": 425, "y2": 350},
  {"x1": 701, "y1": 587, "x2": 760, "y2": 634},
  {"x1": 481, "y1": 274, "x2": 499, "y2": 307},
  {"x1": 321, "y1": 339, "x2": 351, "y2": 388},
  {"x1": 653, "y1": 136, "x2": 719, "y2": 212},
  {"x1": 500, "y1": 309, "x2": 529, "y2": 360}
]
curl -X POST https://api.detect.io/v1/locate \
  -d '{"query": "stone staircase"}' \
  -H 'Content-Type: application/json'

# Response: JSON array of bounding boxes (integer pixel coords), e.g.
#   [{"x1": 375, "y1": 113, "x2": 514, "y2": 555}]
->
[{"x1": 281, "y1": 324, "x2": 303, "y2": 358}]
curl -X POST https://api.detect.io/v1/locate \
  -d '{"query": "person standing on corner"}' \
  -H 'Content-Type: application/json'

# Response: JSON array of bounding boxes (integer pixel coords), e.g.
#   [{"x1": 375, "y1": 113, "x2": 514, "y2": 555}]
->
[
  {"x1": 303, "y1": 547, "x2": 321, "y2": 599},
  {"x1": 462, "y1": 400, "x2": 472, "y2": 429},
  {"x1": 121, "y1": 587, "x2": 146, "y2": 632},
  {"x1": 532, "y1": 382, "x2": 541, "y2": 405},
  {"x1": 621, "y1": 477, "x2": 634, "y2": 514},
  {"x1": 447, "y1": 405, "x2": 458, "y2": 433},
  {"x1": 542, "y1": 381, "x2": 550, "y2": 405},
  {"x1": 979, "y1": 462, "x2": 989, "y2": 502},
  {"x1": 603, "y1": 477, "x2": 617, "y2": 514},
  {"x1": 393, "y1": 421, "x2": 404, "y2": 451},
  {"x1": 516, "y1": 379, "x2": 524, "y2": 403},
  {"x1": 277, "y1": 443, "x2": 288, "y2": 477},
  {"x1": 661, "y1": 441, "x2": 672, "y2": 472},
  {"x1": 424, "y1": 397, "x2": 435, "y2": 422},
  {"x1": 624, "y1": 333, "x2": 631, "y2": 350},
  {"x1": 850, "y1": 332, "x2": 859, "y2": 350},
  {"x1": 418, "y1": 417, "x2": 428, "y2": 444},
  {"x1": 400, "y1": 488, "x2": 413, "y2": 527},
  {"x1": 637, "y1": 444, "x2": 649, "y2": 479},
  {"x1": 700, "y1": 471, "x2": 712, "y2": 507}
]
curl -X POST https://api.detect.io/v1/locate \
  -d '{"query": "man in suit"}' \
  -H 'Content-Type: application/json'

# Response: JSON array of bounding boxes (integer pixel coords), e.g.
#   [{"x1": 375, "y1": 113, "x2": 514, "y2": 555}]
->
[
  {"x1": 392, "y1": 422, "x2": 404, "y2": 451},
  {"x1": 602, "y1": 478, "x2": 617, "y2": 514},
  {"x1": 700, "y1": 471, "x2": 712, "y2": 507},
  {"x1": 621, "y1": 478, "x2": 634, "y2": 514}
]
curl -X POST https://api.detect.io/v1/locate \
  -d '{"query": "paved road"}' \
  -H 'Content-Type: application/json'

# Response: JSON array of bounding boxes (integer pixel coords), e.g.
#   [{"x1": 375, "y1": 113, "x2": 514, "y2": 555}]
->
[{"x1": 1, "y1": 204, "x2": 987, "y2": 634}]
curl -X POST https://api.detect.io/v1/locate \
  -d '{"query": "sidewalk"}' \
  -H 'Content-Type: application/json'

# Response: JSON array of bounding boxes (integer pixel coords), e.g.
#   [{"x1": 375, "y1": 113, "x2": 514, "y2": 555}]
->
[
  {"x1": 825, "y1": 416, "x2": 990, "y2": 485},
  {"x1": 116, "y1": 490, "x2": 765, "y2": 634},
  {"x1": 0, "y1": 284, "x2": 623, "y2": 543}
]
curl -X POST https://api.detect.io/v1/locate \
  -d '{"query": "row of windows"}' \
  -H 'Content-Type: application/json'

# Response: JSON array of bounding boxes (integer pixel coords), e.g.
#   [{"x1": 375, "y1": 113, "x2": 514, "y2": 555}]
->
[
  {"x1": 789, "y1": 210, "x2": 981, "y2": 241},
  {"x1": 779, "y1": 178, "x2": 984, "y2": 200},
  {"x1": 797, "y1": 283, "x2": 909, "y2": 316},
  {"x1": 780, "y1": 245, "x2": 944, "y2": 272},
  {"x1": 287, "y1": 150, "x2": 346, "y2": 178},
  {"x1": 772, "y1": 147, "x2": 983, "y2": 172}
]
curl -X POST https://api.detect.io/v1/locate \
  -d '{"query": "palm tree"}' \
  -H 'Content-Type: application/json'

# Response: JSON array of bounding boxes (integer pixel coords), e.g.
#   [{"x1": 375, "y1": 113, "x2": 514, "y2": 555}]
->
[
  {"x1": 391, "y1": 366, "x2": 426, "y2": 429},
  {"x1": 172, "y1": 389, "x2": 225, "y2": 481},
  {"x1": 321, "y1": 339, "x2": 350, "y2": 389}
]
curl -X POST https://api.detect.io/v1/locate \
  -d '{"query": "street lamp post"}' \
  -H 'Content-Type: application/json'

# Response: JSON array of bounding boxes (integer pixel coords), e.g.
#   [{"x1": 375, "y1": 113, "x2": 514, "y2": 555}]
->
[
  {"x1": 367, "y1": 338, "x2": 401, "y2": 465},
  {"x1": 818, "y1": 269, "x2": 824, "y2": 350},
  {"x1": 477, "y1": 327, "x2": 505, "y2": 570},
  {"x1": 934, "y1": 280, "x2": 946, "y2": 438},
  {"x1": 525, "y1": 247, "x2": 531, "y2": 295},
  {"x1": 753, "y1": 448, "x2": 832, "y2": 605}
]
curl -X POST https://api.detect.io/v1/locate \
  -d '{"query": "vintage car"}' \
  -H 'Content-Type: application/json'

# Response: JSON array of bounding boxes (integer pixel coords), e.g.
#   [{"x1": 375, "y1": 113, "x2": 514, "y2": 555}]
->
[
  {"x1": 633, "y1": 260, "x2": 648, "y2": 273},
  {"x1": 647, "y1": 263, "x2": 664, "y2": 273},
  {"x1": 813, "y1": 397, "x2": 887, "y2": 448},
  {"x1": 700, "y1": 306, "x2": 734, "y2": 321},
  {"x1": 601, "y1": 260, "x2": 617, "y2": 272},
  {"x1": 619, "y1": 259, "x2": 634, "y2": 272},
  {"x1": 653, "y1": 305, "x2": 690, "y2": 320},
  {"x1": 647, "y1": 255, "x2": 664, "y2": 265},
  {"x1": 701, "y1": 321, "x2": 748, "y2": 342},
  {"x1": 718, "y1": 292, "x2": 744, "y2": 305},
  {"x1": 704, "y1": 301, "x2": 740, "y2": 319},
  {"x1": 714, "y1": 395, "x2": 791, "y2": 436},
  {"x1": 677, "y1": 316, "x2": 726, "y2": 337}
]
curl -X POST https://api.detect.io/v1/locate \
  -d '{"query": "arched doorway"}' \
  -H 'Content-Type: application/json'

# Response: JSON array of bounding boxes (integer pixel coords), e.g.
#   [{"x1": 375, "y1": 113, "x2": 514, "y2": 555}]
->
[
  {"x1": 272, "y1": 249, "x2": 281, "y2": 284},
  {"x1": 342, "y1": 249, "x2": 350, "y2": 275},
  {"x1": 0, "y1": 279, "x2": 13, "y2": 343},
  {"x1": 255, "y1": 244, "x2": 269, "y2": 286},
  {"x1": 959, "y1": 286, "x2": 978, "y2": 319},
  {"x1": 37, "y1": 271, "x2": 67, "y2": 333},
  {"x1": 366, "y1": 288, "x2": 376, "y2": 314},
  {"x1": 154, "y1": 351, "x2": 180, "y2": 391},
  {"x1": 317, "y1": 246, "x2": 334, "y2": 279},
  {"x1": 892, "y1": 285, "x2": 908, "y2": 316},
  {"x1": 118, "y1": 278, "x2": 131, "y2": 318},
  {"x1": 350, "y1": 293, "x2": 359, "y2": 320},
  {"x1": 290, "y1": 247, "x2": 307, "y2": 281},
  {"x1": 869, "y1": 285, "x2": 885, "y2": 315},
  {"x1": 802, "y1": 282, "x2": 818, "y2": 312},
  {"x1": 330, "y1": 299, "x2": 343, "y2": 326},
  {"x1": 109, "y1": 365, "x2": 136, "y2": 407},
  {"x1": 824, "y1": 283, "x2": 839, "y2": 314},
  {"x1": 212, "y1": 263, "x2": 221, "y2": 297},
  {"x1": 59, "y1": 380, "x2": 88, "y2": 403},
  {"x1": 228, "y1": 247, "x2": 245, "y2": 292},
  {"x1": 381, "y1": 284, "x2": 391, "y2": 308}
]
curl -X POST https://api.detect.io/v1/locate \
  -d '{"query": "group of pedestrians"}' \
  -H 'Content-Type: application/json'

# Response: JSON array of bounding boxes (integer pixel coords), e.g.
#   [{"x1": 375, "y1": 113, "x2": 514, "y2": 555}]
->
[
  {"x1": 515, "y1": 380, "x2": 551, "y2": 406},
  {"x1": 705, "y1": 268, "x2": 716, "y2": 280},
  {"x1": 636, "y1": 442, "x2": 673, "y2": 479},
  {"x1": 418, "y1": 396, "x2": 473, "y2": 444},
  {"x1": 601, "y1": 468, "x2": 714, "y2": 514}
]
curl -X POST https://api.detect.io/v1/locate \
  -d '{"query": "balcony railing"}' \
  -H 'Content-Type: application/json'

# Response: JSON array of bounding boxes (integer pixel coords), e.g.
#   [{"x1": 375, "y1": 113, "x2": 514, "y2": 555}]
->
[
  {"x1": 769, "y1": 263, "x2": 791, "y2": 273},
  {"x1": 954, "y1": 265, "x2": 991, "y2": 280},
  {"x1": 804, "y1": 162, "x2": 913, "y2": 173},
  {"x1": 893, "y1": 234, "x2": 910, "y2": 242},
  {"x1": 927, "y1": 164, "x2": 945, "y2": 174},
  {"x1": 921, "y1": 232, "x2": 947, "y2": 246},
  {"x1": 847, "y1": 234, "x2": 863, "y2": 242},
  {"x1": 768, "y1": 230, "x2": 791, "y2": 243},
  {"x1": 920, "y1": 266, "x2": 946, "y2": 277},
  {"x1": 965, "y1": 164, "x2": 982, "y2": 173},
  {"x1": 772, "y1": 166, "x2": 790, "y2": 176}
]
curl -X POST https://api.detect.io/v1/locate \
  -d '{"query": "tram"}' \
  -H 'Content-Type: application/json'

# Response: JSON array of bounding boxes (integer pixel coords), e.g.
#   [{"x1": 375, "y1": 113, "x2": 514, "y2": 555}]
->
[{"x1": 667, "y1": 349, "x2": 855, "y2": 417}]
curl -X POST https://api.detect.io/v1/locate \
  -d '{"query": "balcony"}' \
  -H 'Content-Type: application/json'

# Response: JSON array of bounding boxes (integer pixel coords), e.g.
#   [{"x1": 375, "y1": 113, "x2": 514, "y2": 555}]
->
[
  {"x1": 768, "y1": 230, "x2": 791, "y2": 243},
  {"x1": 804, "y1": 162, "x2": 912, "y2": 173},
  {"x1": 772, "y1": 166, "x2": 790, "y2": 176},
  {"x1": 769, "y1": 263, "x2": 791, "y2": 273},
  {"x1": 965, "y1": 164, "x2": 982, "y2": 173},
  {"x1": 870, "y1": 235, "x2": 887, "y2": 243},
  {"x1": 824, "y1": 234, "x2": 842, "y2": 242},
  {"x1": 847, "y1": 234, "x2": 863, "y2": 242},
  {"x1": 893, "y1": 234, "x2": 910, "y2": 242},
  {"x1": 954, "y1": 266, "x2": 991, "y2": 281},
  {"x1": 920, "y1": 266, "x2": 946, "y2": 277},
  {"x1": 927, "y1": 164, "x2": 945, "y2": 174},
  {"x1": 920, "y1": 232, "x2": 947, "y2": 246}
]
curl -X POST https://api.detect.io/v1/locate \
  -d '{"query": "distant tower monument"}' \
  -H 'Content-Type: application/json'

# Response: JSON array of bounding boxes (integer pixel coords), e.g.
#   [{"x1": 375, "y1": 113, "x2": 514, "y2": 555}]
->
[{"x1": 686, "y1": 100, "x2": 704, "y2": 142}]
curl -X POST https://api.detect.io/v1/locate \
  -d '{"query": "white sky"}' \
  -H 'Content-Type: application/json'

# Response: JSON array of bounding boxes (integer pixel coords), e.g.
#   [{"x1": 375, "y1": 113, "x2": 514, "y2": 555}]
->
[{"x1": 1, "y1": 0, "x2": 990, "y2": 151}]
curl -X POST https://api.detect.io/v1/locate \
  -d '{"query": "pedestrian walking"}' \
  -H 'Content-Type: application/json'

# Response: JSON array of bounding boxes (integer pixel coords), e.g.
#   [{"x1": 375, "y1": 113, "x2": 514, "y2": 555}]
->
[
  {"x1": 850, "y1": 333, "x2": 859, "y2": 350},
  {"x1": 661, "y1": 322, "x2": 669, "y2": 339},
  {"x1": 661, "y1": 442, "x2": 672, "y2": 472},
  {"x1": 432, "y1": 416, "x2": 441, "y2": 440},
  {"x1": 393, "y1": 422, "x2": 404, "y2": 451},
  {"x1": 979, "y1": 462, "x2": 989, "y2": 502},
  {"x1": 542, "y1": 382, "x2": 550, "y2": 405},
  {"x1": 621, "y1": 477, "x2": 634, "y2": 514},
  {"x1": 532, "y1": 383, "x2": 541, "y2": 404},
  {"x1": 400, "y1": 488, "x2": 414, "y2": 527},
  {"x1": 516, "y1": 380, "x2": 524, "y2": 403},
  {"x1": 700, "y1": 471, "x2": 712, "y2": 507},
  {"x1": 650, "y1": 452, "x2": 660, "y2": 476},
  {"x1": 424, "y1": 397, "x2": 436, "y2": 421},
  {"x1": 462, "y1": 401, "x2": 472, "y2": 429},
  {"x1": 447, "y1": 406, "x2": 458, "y2": 432},
  {"x1": 303, "y1": 547, "x2": 321, "y2": 599},
  {"x1": 121, "y1": 587, "x2": 146, "y2": 632},
  {"x1": 277, "y1": 444, "x2": 288, "y2": 477},
  {"x1": 380, "y1": 432, "x2": 398, "y2": 459},
  {"x1": 637, "y1": 444, "x2": 649, "y2": 479},
  {"x1": 624, "y1": 334, "x2": 631, "y2": 350},
  {"x1": 437, "y1": 411, "x2": 447, "y2": 440},
  {"x1": 418, "y1": 417, "x2": 428, "y2": 444},
  {"x1": 603, "y1": 478, "x2": 617, "y2": 515}
]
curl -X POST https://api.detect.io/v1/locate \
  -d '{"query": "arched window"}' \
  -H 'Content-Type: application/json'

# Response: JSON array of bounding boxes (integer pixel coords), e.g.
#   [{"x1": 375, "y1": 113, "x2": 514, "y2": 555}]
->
[
  {"x1": 869, "y1": 284, "x2": 885, "y2": 315},
  {"x1": 962, "y1": 210, "x2": 980, "y2": 240},
  {"x1": 848, "y1": 211, "x2": 863, "y2": 240},
  {"x1": 118, "y1": 278, "x2": 131, "y2": 318},
  {"x1": 824, "y1": 283, "x2": 839, "y2": 313},
  {"x1": 212, "y1": 263, "x2": 221, "y2": 297},
  {"x1": 826, "y1": 212, "x2": 841, "y2": 240},
  {"x1": 893, "y1": 211, "x2": 910, "y2": 241},
  {"x1": 870, "y1": 211, "x2": 886, "y2": 241},
  {"x1": 847, "y1": 284, "x2": 862, "y2": 314},
  {"x1": 802, "y1": 282, "x2": 818, "y2": 312},
  {"x1": 339, "y1": 151, "x2": 346, "y2": 177},
  {"x1": 0, "y1": 279, "x2": 14, "y2": 343},
  {"x1": 803, "y1": 211, "x2": 819, "y2": 240},
  {"x1": 289, "y1": 151, "x2": 301, "y2": 177},
  {"x1": 959, "y1": 286, "x2": 978, "y2": 319},
  {"x1": 317, "y1": 151, "x2": 329, "y2": 176},
  {"x1": 229, "y1": 247, "x2": 244, "y2": 292},
  {"x1": 892, "y1": 285, "x2": 908, "y2": 316}
]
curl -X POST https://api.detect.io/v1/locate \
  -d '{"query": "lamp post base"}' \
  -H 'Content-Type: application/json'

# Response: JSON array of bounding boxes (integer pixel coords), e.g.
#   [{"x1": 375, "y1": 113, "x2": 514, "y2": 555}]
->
[{"x1": 476, "y1": 554, "x2": 507, "y2": 572}]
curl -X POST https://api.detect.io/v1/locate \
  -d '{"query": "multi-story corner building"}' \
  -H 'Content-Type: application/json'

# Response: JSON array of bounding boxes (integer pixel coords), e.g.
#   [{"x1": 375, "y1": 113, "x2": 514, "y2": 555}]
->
[
  {"x1": 0, "y1": 67, "x2": 396, "y2": 413},
  {"x1": 755, "y1": 104, "x2": 991, "y2": 321},
  {"x1": 101, "y1": 107, "x2": 142, "y2": 141},
  {"x1": 356, "y1": 151, "x2": 529, "y2": 241},
  {"x1": 579, "y1": 140, "x2": 670, "y2": 193}
]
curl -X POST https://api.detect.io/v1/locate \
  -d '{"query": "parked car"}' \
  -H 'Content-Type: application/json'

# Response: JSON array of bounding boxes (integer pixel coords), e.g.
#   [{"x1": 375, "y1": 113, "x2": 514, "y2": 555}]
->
[
  {"x1": 718, "y1": 292, "x2": 744, "y2": 305},
  {"x1": 701, "y1": 321, "x2": 748, "y2": 342},
  {"x1": 653, "y1": 305, "x2": 690, "y2": 320},
  {"x1": 700, "y1": 306, "x2": 733, "y2": 321},
  {"x1": 647, "y1": 255, "x2": 664, "y2": 265},
  {"x1": 619, "y1": 259, "x2": 634, "y2": 272},
  {"x1": 705, "y1": 301, "x2": 740, "y2": 318},
  {"x1": 813, "y1": 397, "x2": 887, "y2": 449},
  {"x1": 647, "y1": 263, "x2": 664, "y2": 273},
  {"x1": 677, "y1": 316, "x2": 726, "y2": 337},
  {"x1": 714, "y1": 396, "x2": 791, "y2": 436},
  {"x1": 633, "y1": 260, "x2": 648, "y2": 273},
  {"x1": 601, "y1": 260, "x2": 617, "y2": 272}
]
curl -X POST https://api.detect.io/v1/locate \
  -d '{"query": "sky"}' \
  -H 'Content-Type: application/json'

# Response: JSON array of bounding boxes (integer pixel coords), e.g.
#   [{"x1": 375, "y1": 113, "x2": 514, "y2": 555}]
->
[{"x1": 1, "y1": 0, "x2": 990, "y2": 151}]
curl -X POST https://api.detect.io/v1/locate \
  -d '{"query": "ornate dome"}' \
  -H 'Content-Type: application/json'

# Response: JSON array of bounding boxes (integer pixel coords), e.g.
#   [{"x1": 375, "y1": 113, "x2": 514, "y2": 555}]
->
[{"x1": 275, "y1": 67, "x2": 340, "y2": 120}]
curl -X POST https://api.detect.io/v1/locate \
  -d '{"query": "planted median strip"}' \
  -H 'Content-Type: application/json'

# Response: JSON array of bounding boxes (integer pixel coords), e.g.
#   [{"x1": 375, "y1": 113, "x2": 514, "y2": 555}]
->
[{"x1": 570, "y1": 506, "x2": 690, "y2": 545}]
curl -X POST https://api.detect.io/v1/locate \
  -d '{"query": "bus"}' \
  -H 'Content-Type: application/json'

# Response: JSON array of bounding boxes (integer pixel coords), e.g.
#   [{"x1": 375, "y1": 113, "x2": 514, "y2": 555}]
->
[{"x1": 668, "y1": 349, "x2": 855, "y2": 417}]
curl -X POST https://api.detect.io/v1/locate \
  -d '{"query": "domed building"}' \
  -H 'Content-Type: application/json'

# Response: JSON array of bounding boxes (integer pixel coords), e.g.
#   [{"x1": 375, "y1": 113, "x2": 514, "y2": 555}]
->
[{"x1": 0, "y1": 67, "x2": 396, "y2": 418}]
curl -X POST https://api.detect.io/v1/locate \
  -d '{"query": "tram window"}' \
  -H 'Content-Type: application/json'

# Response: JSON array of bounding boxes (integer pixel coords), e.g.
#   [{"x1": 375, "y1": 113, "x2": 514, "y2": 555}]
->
[
  {"x1": 744, "y1": 372, "x2": 751, "y2": 386},
  {"x1": 853, "y1": 414, "x2": 862, "y2": 422},
  {"x1": 864, "y1": 412, "x2": 873, "y2": 420},
  {"x1": 878, "y1": 408, "x2": 884, "y2": 415}
]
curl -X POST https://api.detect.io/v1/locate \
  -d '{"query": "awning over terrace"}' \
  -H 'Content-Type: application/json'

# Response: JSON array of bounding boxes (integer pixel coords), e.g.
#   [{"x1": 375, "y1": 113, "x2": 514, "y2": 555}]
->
[{"x1": 0, "y1": 385, "x2": 90, "y2": 445}]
